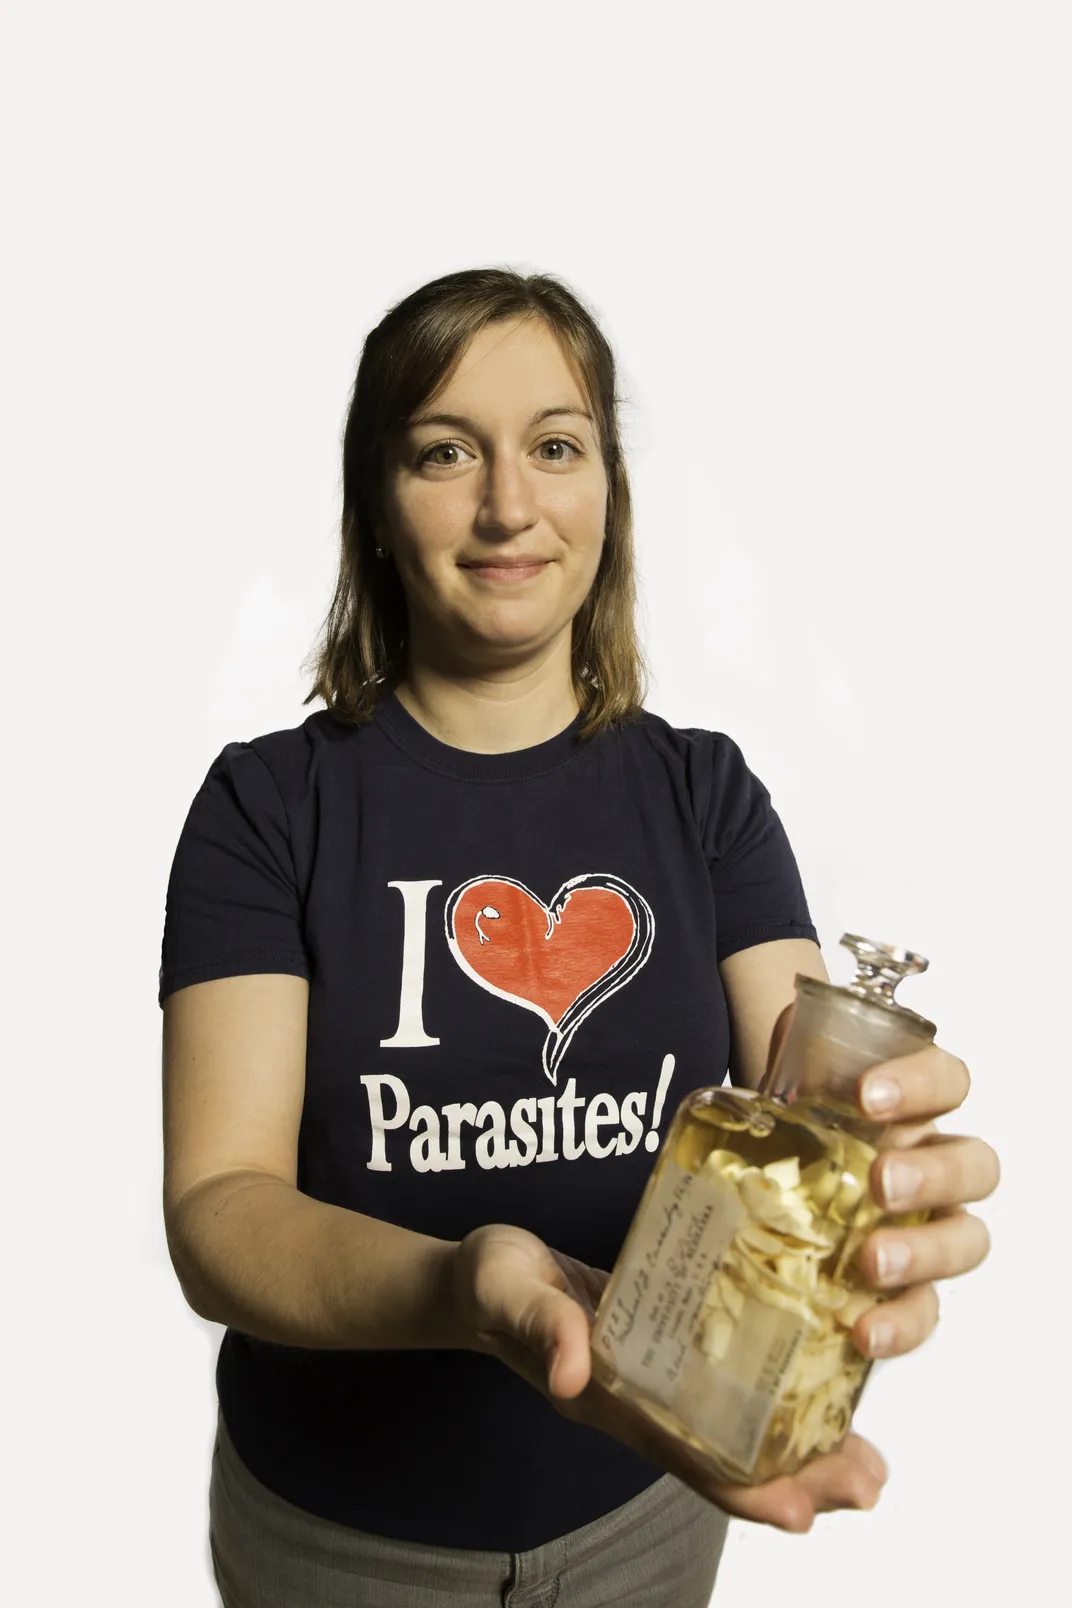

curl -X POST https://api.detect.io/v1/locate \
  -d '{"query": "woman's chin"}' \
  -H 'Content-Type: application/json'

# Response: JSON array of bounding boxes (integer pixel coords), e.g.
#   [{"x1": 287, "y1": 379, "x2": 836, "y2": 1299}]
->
[{"x1": 457, "y1": 605, "x2": 571, "y2": 654}]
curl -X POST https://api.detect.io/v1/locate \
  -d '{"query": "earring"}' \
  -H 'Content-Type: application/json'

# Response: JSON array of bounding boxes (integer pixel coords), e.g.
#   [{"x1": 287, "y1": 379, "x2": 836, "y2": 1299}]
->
[{"x1": 374, "y1": 545, "x2": 387, "y2": 559}]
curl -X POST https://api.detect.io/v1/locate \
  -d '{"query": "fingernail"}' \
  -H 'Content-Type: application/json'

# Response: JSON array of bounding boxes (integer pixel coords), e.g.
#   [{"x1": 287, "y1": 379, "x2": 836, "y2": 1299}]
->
[
  {"x1": 868, "y1": 1321, "x2": 895, "y2": 1357},
  {"x1": 862, "y1": 1075, "x2": 900, "y2": 1115},
  {"x1": 875, "y1": 1241, "x2": 911, "y2": 1281},
  {"x1": 882, "y1": 1159, "x2": 922, "y2": 1209}
]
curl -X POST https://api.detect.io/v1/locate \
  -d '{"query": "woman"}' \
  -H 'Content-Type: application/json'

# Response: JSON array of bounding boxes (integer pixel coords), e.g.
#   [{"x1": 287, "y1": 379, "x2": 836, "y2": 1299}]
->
[{"x1": 160, "y1": 267, "x2": 1000, "y2": 1607}]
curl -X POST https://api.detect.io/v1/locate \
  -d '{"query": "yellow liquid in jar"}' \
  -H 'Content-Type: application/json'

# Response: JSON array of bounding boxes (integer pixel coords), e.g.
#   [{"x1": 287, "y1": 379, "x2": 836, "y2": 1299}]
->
[{"x1": 594, "y1": 1084, "x2": 928, "y2": 1485}]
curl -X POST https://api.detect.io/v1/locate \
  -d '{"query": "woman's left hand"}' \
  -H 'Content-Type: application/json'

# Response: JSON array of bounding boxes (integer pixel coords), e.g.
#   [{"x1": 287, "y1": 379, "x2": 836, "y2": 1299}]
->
[
  {"x1": 840, "y1": 1042, "x2": 1000, "y2": 1359},
  {"x1": 766, "y1": 1007, "x2": 1001, "y2": 1362}
]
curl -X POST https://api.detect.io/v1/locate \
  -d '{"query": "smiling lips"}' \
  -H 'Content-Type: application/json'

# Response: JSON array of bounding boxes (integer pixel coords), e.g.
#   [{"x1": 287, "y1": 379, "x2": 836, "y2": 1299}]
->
[{"x1": 462, "y1": 557, "x2": 550, "y2": 581}]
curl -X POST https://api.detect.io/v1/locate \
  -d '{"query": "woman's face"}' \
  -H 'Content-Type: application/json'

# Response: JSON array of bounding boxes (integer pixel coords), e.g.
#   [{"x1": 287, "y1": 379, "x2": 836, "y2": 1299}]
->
[{"x1": 380, "y1": 316, "x2": 609, "y2": 675}]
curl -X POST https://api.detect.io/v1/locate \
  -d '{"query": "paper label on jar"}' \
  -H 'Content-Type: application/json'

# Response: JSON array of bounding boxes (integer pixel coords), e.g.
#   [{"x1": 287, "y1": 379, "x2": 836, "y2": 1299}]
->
[
  {"x1": 593, "y1": 1156, "x2": 746, "y2": 1396},
  {"x1": 593, "y1": 1155, "x2": 807, "y2": 1478},
  {"x1": 678, "y1": 1297, "x2": 807, "y2": 1476}
]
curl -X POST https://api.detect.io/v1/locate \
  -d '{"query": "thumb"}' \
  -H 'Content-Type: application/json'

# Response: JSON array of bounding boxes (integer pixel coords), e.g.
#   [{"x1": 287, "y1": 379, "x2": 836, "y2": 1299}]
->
[
  {"x1": 766, "y1": 1000, "x2": 796, "y2": 1082},
  {"x1": 513, "y1": 1283, "x2": 593, "y2": 1399}
]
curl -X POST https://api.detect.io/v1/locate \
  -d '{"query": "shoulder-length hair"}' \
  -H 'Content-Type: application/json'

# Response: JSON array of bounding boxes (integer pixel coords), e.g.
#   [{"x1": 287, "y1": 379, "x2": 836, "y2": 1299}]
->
[{"x1": 303, "y1": 266, "x2": 649, "y2": 739}]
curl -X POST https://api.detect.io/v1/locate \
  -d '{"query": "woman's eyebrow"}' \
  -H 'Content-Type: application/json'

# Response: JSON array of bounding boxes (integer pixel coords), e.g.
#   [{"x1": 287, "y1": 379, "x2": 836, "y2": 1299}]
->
[{"x1": 407, "y1": 405, "x2": 593, "y2": 432}]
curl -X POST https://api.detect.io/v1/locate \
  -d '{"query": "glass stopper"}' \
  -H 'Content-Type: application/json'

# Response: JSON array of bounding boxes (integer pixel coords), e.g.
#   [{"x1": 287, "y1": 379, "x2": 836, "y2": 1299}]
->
[{"x1": 839, "y1": 933, "x2": 928, "y2": 1009}]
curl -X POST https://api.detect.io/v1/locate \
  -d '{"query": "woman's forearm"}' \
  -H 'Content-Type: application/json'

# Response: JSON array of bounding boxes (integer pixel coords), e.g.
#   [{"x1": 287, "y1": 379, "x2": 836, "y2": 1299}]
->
[{"x1": 165, "y1": 1171, "x2": 464, "y2": 1351}]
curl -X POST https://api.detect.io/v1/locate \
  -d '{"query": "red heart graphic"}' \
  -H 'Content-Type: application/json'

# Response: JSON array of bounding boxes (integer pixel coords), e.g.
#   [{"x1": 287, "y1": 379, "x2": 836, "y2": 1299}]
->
[{"x1": 447, "y1": 877, "x2": 637, "y2": 1027}]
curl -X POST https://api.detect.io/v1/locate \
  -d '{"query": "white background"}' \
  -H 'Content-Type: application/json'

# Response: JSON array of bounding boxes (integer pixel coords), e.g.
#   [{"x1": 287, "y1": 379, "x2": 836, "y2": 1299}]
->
[{"x1": 2, "y1": 2, "x2": 1067, "y2": 1603}]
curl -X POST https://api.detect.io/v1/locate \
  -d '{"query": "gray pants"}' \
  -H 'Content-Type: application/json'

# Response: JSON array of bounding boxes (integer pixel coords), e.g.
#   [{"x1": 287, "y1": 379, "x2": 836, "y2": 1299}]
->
[{"x1": 209, "y1": 1409, "x2": 729, "y2": 1607}]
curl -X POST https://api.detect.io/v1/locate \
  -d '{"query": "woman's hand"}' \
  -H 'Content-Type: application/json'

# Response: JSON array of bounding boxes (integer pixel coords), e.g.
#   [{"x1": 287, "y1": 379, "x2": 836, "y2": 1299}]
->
[
  {"x1": 769, "y1": 1006, "x2": 1001, "y2": 1363},
  {"x1": 451, "y1": 1223, "x2": 889, "y2": 1533}
]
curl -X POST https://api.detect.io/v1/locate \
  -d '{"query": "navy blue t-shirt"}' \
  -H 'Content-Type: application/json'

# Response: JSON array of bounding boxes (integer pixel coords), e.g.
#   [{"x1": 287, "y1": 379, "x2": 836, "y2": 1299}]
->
[{"x1": 159, "y1": 691, "x2": 818, "y2": 1550}]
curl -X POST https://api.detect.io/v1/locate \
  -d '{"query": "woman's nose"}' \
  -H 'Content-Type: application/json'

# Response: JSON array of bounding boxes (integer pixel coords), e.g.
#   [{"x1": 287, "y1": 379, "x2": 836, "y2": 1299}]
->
[{"x1": 475, "y1": 456, "x2": 539, "y2": 536}]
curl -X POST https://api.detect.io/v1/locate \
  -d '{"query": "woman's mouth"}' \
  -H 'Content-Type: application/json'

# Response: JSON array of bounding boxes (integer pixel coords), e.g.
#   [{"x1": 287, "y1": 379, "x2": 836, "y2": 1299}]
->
[{"x1": 462, "y1": 560, "x2": 550, "y2": 583}]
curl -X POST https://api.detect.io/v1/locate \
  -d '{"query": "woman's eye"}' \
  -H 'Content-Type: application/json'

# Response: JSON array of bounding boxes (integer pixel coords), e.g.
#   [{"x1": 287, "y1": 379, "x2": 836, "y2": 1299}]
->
[
  {"x1": 418, "y1": 442, "x2": 471, "y2": 468},
  {"x1": 418, "y1": 437, "x2": 582, "y2": 468},
  {"x1": 538, "y1": 438, "x2": 583, "y2": 463}
]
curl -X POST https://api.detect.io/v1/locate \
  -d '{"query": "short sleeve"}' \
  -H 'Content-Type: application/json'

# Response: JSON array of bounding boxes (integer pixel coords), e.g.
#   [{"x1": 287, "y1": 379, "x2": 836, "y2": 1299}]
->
[
  {"x1": 158, "y1": 741, "x2": 311, "y2": 1006},
  {"x1": 697, "y1": 733, "x2": 819, "y2": 964}
]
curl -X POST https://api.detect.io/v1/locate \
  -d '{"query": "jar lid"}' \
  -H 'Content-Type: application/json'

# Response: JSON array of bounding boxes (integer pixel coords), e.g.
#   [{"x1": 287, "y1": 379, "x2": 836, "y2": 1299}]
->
[{"x1": 834, "y1": 932, "x2": 936, "y2": 1033}]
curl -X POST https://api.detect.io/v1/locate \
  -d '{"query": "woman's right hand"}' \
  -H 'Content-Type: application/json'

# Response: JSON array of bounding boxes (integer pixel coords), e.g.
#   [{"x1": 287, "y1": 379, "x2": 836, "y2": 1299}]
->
[{"x1": 450, "y1": 1222, "x2": 889, "y2": 1535}]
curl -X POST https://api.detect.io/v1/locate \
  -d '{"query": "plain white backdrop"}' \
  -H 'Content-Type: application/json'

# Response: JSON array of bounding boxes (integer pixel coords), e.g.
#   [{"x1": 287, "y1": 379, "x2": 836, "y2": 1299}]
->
[{"x1": 2, "y1": 2, "x2": 1067, "y2": 1603}]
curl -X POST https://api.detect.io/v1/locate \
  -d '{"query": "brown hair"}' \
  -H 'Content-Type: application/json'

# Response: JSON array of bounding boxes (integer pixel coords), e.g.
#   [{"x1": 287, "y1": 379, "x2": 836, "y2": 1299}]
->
[{"x1": 302, "y1": 266, "x2": 649, "y2": 739}]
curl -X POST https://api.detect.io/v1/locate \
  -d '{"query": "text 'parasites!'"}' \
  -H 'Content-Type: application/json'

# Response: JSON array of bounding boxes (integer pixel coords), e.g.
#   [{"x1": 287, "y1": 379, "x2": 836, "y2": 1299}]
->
[{"x1": 360, "y1": 1059, "x2": 676, "y2": 1174}]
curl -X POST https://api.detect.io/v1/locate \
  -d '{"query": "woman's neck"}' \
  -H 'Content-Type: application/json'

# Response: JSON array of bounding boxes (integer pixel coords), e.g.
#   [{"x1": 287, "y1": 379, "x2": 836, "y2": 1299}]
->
[{"x1": 391, "y1": 667, "x2": 582, "y2": 755}]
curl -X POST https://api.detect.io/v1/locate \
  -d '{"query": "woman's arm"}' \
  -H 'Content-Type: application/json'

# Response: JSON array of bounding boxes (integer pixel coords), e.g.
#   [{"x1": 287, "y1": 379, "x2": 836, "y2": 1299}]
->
[
  {"x1": 163, "y1": 974, "x2": 462, "y2": 1350},
  {"x1": 719, "y1": 937, "x2": 829, "y2": 1089},
  {"x1": 161, "y1": 964, "x2": 890, "y2": 1530}
]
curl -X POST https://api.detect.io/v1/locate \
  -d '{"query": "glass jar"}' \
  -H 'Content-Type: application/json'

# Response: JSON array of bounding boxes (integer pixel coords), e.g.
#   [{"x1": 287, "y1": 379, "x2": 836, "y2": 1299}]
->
[{"x1": 589, "y1": 934, "x2": 936, "y2": 1486}]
